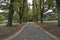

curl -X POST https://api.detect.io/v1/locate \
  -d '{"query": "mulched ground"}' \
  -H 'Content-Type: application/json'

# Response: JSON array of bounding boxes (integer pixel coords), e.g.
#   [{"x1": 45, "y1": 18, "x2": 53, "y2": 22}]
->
[
  {"x1": 0, "y1": 23, "x2": 25, "y2": 40},
  {"x1": 37, "y1": 22, "x2": 60, "y2": 38}
]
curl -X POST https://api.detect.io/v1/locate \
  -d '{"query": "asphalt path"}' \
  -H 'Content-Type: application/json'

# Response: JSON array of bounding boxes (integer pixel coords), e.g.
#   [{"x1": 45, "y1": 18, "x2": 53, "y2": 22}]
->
[{"x1": 12, "y1": 23, "x2": 55, "y2": 40}]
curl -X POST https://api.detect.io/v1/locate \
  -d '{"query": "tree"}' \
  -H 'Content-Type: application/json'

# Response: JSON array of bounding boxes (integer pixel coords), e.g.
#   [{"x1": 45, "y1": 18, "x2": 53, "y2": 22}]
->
[
  {"x1": 7, "y1": 0, "x2": 24, "y2": 25},
  {"x1": 32, "y1": 0, "x2": 36, "y2": 22},
  {"x1": 7, "y1": 0, "x2": 14, "y2": 26},
  {"x1": 18, "y1": 6, "x2": 23, "y2": 23},
  {"x1": 39, "y1": 0, "x2": 44, "y2": 23},
  {"x1": 56, "y1": 0, "x2": 60, "y2": 26},
  {"x1": 34, "y1": 0, "x2": 39, "y2": 22},
  {"x1": 18, "y1": 0, "x2": 23, "y2": 23},
  {"x1": 0, "y1": 15, "x2": 5, "y2": 21},
  {"x1": 22, "y1": 0, "x2": 28, "y2": 22}
]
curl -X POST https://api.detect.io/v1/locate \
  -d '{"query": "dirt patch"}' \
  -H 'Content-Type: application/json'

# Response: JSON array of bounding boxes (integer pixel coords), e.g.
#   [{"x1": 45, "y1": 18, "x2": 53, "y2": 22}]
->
[
  {"x1": 0, "y1": 23, "x2": 26, "y2": 40},
  {"x1": 37, "y1": 22, "x2": 60, "y2": 38}
]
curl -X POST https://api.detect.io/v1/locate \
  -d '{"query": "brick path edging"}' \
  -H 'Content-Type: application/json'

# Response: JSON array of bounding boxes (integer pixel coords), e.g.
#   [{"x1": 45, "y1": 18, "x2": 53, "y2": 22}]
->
[
  {"x1": 33, "y1": 23, "x2": 60, "y2": 40},
  {"x1": 5, "y1": 23, "x2": 28, "y2": 40}
]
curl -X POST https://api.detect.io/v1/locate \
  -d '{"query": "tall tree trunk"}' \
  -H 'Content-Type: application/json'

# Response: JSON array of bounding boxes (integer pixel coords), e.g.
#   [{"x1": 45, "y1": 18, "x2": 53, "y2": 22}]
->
[
  {"x1": 7, "y1": 0, "x2": 14, "y2": 26},
  {"x1": 56, "y1": 0, "x2": 60, "y2": 26},
  {"x1": 32, "y1": 0, "x2": 36, "y2": 22},
  {"x1": 22, "y1": 0, "x2": 28, "y2": 22},
  {"x1": 39, "y1": 0, "x2": 42, "y2": 23},
  {"x1": 35, "y1": 0, "x2": 38, "y2": 22},
  {"x1": 39, "y1": 0, "x2": 44, "y2": 23},
  {"x1": 32, "y1": 0, "x2": 34, "y2": 21},
  {"x1": 41, "y1": 7, "x2": 44, "y2": 23},
  {"x1": 22, "y1": 0, "x2": 25, "y2": 23},
  {"x1": 18, "y1": 6, "x2": 23, "y2": 23}
]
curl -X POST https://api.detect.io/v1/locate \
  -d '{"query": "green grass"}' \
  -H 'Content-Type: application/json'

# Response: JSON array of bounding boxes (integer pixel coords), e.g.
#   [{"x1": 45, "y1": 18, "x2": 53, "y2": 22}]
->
[
  {"x1": 43, "y1": 20, "x2": 58, "y2": 23},
  {"x1": 0, "y1": 23, "x2": 19, "y2": 26}
]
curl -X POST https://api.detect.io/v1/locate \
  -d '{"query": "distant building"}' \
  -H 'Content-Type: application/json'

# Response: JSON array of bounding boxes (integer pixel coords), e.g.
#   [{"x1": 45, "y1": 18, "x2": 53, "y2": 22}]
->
[
  {"x1": 0, "y1": 0, "x2": 10, "y2": 5},
  {"x1": 0, "y1": 0, "x2": 10, "y2": 12},
  {"x1": 0, "y1": 0, "x2": 10, "y2": 3}
]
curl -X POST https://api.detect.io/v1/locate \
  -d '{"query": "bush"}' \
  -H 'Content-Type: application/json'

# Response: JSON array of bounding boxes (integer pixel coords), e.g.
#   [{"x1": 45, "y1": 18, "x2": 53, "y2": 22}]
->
[{"x1": 0, "y1": 15, "x2": 5, "y2": 21}]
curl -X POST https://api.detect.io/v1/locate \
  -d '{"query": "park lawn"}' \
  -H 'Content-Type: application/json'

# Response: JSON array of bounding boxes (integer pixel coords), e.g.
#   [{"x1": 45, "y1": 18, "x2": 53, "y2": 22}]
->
[
  {"x1": 0, "y1": 23, "x2": 19, "y2": 26},
  {"x1": 37, "y1": 22, "x2": 60, "y2": 39},
  {"x1": 0, "y1": 23, "x2": 26, "y2": 40},
  {"x1": 43, "y1": 20, "x2": 58, "y2": 23}
]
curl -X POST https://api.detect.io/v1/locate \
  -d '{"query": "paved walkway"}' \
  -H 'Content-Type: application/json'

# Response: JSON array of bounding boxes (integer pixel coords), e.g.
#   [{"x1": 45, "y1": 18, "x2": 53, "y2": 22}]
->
[{"x1": 12, "y1": 23, "x2": 55, "y2": 40}]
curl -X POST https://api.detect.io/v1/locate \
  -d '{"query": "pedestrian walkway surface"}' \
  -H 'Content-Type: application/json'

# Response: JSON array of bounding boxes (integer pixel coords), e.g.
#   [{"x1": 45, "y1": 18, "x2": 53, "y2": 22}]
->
[{"x1": 12, "y1": 23, "x2": 55, "y2": 40}]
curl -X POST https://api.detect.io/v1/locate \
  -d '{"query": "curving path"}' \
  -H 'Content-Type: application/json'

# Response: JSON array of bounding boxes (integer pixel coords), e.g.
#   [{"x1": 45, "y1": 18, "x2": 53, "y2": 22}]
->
[{"x1": 12, "y1": 22, "x2": 55, "y2": 40}]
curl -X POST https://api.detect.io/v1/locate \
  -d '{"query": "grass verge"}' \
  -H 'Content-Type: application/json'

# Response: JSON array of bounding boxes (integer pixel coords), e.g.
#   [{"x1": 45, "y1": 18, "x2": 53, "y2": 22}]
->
[
  {"x1": 0, "y1": 23, "x2": 26, "y2": 40},
  {"x1": 36, "y1": 22, "x2": 60, "y2": 39}
]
